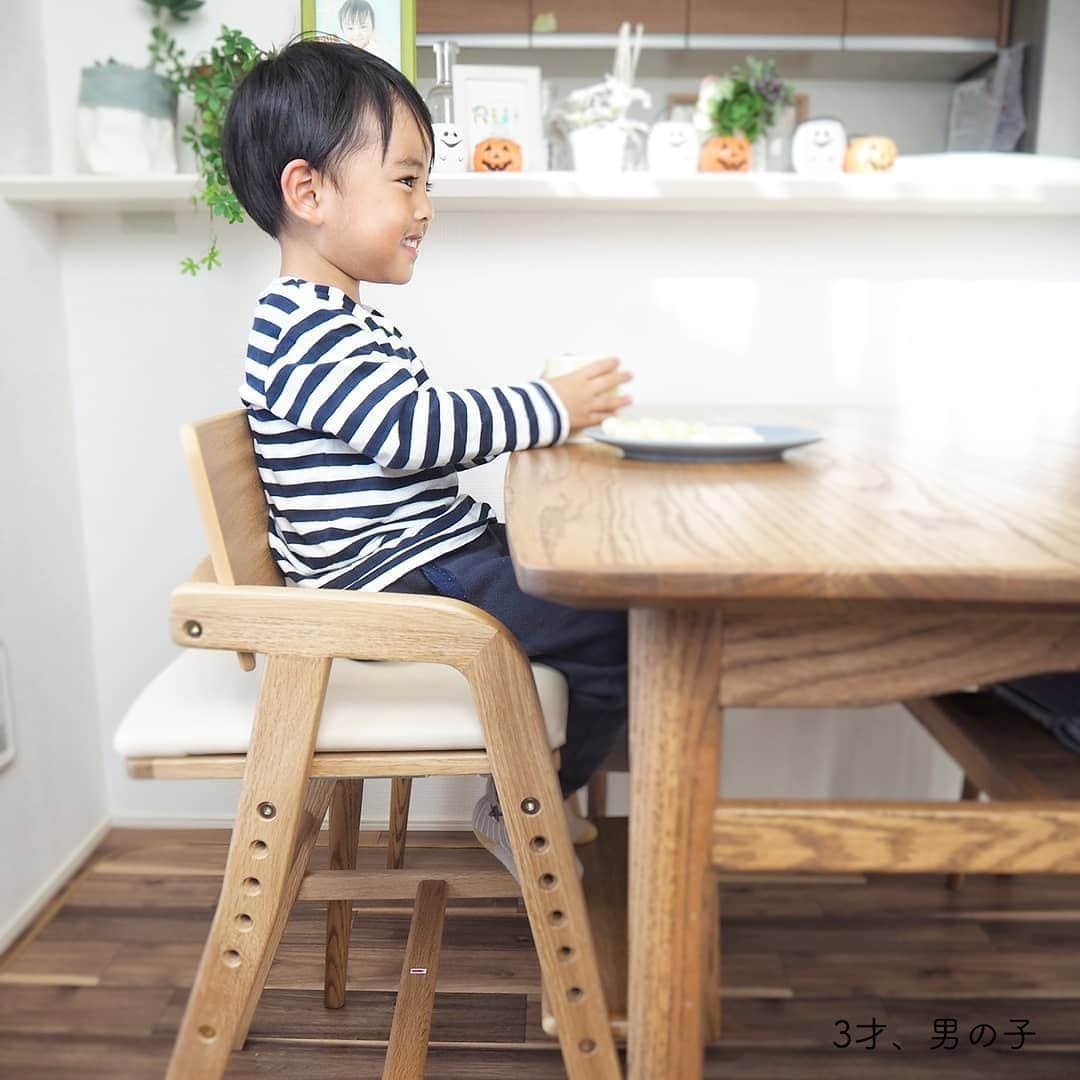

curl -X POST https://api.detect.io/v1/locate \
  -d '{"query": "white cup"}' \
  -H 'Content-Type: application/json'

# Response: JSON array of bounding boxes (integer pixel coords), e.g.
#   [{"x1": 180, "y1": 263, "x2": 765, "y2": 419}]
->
[
  {"x1": 541, "y1": 353, "x2": 622, "y2": 428},
  {"x1": 542, "y1": 352, "x2": 608, "y2": 379}
]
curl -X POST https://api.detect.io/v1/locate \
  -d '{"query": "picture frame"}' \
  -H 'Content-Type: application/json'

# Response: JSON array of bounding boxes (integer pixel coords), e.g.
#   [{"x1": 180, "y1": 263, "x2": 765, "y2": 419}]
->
[
  {"x1": 300, "y1": 0, "x2": 417, "y2": 83},
  {"x1": 452, "y1": 64, "x2": 544, "y2": 172}
]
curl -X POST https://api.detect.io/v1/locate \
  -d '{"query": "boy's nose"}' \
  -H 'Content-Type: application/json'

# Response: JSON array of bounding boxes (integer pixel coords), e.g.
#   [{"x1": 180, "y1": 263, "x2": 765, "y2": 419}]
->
[{"x1": 416, "y1": 189, "x2": 433, "y2": 224}]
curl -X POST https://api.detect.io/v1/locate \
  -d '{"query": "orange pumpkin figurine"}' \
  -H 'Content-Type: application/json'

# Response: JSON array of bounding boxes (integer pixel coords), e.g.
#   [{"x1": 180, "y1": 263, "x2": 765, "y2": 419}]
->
[
  {"x1": 698, "y1": 135, "x2": 752, "y2": 173},
  {"x1": 472, "y1": 137, "x2": 523, "y2": 172},
  {"x1": 844, "y1": 136, "x2": 898, "y2": 174}
]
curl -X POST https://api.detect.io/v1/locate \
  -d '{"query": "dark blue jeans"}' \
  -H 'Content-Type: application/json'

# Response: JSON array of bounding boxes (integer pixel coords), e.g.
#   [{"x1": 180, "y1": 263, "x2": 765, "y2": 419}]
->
[{"x1": 382, "y1": 522, "x2": 628, "y2": 796}]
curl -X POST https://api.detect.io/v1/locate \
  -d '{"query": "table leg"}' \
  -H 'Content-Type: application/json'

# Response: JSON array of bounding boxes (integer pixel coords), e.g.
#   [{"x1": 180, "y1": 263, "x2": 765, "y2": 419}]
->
[{"x1": 627, "y1": 608, "x2": 724, "y2": 1080}]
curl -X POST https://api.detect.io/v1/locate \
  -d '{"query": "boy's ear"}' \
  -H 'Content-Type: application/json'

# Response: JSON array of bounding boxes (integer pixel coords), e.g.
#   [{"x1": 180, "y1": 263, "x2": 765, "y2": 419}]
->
[{"x1": 280, "y1": 159, "x2": 324, "y2": 226}]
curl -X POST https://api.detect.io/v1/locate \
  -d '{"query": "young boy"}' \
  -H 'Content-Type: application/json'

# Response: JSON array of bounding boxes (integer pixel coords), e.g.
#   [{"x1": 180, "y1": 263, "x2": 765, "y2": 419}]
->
[{"x1": 222, "y1": 41, "x2": 632, "y2": 878}]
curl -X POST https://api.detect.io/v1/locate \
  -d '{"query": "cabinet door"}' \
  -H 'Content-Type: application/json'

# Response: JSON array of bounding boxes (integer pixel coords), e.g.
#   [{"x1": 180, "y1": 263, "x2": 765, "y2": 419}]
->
[
  {"x1": 844, "y1": 0, "x2": 1001, "y2": 39},
  {"x1": 530, "y1": 1, "x2": 687, "y2": 34},
  {"x1": 688, "y1": 0, "x2": 844, "y2": 36},
  {"x1": 417, "y1": 0, "x2": 531, "y2": 35}
]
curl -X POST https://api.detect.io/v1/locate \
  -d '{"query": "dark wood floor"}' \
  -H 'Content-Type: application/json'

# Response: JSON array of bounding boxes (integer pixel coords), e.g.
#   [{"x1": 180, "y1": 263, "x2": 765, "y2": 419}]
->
[{"x1": 3, "y1": 824, "x2": 1080, "y2": 1078}]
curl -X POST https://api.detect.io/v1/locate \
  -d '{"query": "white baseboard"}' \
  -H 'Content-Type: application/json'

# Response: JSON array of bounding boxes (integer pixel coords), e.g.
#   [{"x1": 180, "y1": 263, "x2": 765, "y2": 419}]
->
[{"x1": 0, "y1": 816, "x2": 111, "y2": 956}]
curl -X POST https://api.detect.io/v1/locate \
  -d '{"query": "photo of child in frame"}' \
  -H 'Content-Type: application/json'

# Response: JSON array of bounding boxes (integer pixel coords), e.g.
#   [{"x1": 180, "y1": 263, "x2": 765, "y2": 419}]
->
[{"x1": 311, "y1": 0, "x2": 401, "y2": 71}]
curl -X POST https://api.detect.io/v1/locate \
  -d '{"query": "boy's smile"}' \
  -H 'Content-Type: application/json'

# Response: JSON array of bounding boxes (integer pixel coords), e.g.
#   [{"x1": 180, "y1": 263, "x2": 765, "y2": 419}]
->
[{"x1": 278, "y1": 103, "x2": 433, "y2": 300}]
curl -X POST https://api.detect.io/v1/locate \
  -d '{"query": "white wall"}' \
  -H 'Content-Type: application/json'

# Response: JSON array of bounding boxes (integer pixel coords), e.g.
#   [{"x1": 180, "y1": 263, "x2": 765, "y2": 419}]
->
[
  {"x1": 1036, "y1": 0, "x2": 1080, "y2": 156},
  {"x1": 69, "y1": 201, "x2": 1080, "y2": 827},
  {"x1": 0, "y1": 0, "x2": 109, "y2": 952},
  {"x1": 17, "y1": 1, "x2": 1080, "y2": 838}
]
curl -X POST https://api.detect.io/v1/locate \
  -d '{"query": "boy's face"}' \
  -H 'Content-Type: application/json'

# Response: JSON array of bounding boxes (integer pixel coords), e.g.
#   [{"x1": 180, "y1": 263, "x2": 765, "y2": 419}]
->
[
  {"x1": 341, "y1": 12, "x2": 374, "y2": 49},
  {"x1": 312, "y1": 105, "x2": 432, "y2": 286}
]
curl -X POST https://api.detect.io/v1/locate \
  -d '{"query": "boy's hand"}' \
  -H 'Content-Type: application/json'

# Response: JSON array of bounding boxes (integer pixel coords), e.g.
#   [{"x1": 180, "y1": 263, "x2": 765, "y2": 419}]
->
[{"x1": 545, "y1": 357, "x2": 633, "y2": 433}]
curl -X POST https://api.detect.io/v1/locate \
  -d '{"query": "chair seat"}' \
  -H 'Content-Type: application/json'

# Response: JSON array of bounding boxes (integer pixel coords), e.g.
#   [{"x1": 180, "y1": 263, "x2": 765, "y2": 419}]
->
[{"x1": 114, "y1": 649, "x2": 568, "y2": 757}]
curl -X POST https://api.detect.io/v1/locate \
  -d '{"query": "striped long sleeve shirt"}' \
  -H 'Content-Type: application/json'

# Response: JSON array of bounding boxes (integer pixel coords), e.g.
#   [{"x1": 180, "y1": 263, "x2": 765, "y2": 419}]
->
[{"x1": 239, "y1": 277, "x2": 569, "y2": 591}]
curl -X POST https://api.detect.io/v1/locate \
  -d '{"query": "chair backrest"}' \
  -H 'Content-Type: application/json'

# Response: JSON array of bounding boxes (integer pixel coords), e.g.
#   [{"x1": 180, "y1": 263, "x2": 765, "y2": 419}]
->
[
  {"x1": 181, "y1": 410, "x2": 283, "y2": 671},
  {"x1": 182, "y1": 410, "x2": 283, "y2": 589}
]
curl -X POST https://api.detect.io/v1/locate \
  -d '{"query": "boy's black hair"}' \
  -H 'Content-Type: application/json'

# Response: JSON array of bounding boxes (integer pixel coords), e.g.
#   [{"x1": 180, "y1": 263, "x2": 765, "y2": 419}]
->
[
  {"x1": 339, "y1": 0, "x2": 375, "y2": 27},
  {"x1": 222, "y1": 40, "x2": 433, "y2": 238}
]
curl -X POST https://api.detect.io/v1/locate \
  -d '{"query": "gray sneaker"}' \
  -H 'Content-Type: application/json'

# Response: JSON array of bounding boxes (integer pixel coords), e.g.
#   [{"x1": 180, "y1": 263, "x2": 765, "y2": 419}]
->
[{"x1": 472, "y1": 779, "x2": 584, "y2": 882}]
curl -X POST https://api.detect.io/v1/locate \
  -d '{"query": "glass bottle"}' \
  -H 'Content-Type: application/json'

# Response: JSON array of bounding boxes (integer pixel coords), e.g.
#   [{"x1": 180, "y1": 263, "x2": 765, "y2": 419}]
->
[{"x1": 426, "y1": 41, "x2": 459, "y2": 125}]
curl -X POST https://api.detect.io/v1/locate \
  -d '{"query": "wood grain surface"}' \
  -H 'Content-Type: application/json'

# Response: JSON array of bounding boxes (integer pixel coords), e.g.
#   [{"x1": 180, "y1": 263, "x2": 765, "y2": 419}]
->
[
  {"x1": 505, "y1": 406, "x2": 1080, "y2": 607},
  {"x1": 9, "y1": 827, "x2": 1080, "y2": 1078}
]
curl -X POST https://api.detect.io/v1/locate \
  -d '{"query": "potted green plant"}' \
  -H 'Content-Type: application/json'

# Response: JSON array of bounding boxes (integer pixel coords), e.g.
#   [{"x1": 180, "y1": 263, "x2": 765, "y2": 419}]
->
[
  {"x1": 148, "y1": 3, "x2": 268, "y2": 273},
  {"x1": 694, "y1": 57, "x2": 795, "y2": 173},
  {"x1": 80, "y1": 1, "x2": 265, "y2": 272},
  {"x1": 76, "y1": 1, "x2": 204, "y2": 175}
]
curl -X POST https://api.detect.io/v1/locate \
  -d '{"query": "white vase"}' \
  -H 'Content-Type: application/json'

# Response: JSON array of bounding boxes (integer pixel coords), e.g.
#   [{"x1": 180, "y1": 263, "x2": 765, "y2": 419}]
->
[
  {"x1": 77, "y1": 63, "x2": 177, "y2": 175},
  {"x1": 750, "y1": 135, "x2": 768, "y2": 173},
  {"x1": 569, "y1": 125, "x2": 627, "y2": 173}
]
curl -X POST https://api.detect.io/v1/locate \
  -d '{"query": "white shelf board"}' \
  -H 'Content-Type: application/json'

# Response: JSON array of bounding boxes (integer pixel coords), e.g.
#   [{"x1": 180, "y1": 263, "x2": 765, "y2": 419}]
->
[
  {"x1": 0, "y1": 174, "x2": 201, "y2": 214},
  {"x1": 4, "y1": 172, "x2": 1080, "y2": 216}
]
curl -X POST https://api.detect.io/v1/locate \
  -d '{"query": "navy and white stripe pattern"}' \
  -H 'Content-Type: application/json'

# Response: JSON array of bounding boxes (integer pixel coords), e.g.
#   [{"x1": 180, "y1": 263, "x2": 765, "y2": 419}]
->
[{"x1": 240, "y1": 278, "x2": 569, "y2": 591}]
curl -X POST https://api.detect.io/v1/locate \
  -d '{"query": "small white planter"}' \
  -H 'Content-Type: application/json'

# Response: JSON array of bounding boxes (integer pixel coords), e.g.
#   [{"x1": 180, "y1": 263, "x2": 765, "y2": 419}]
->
[
  {"x1": 569, "y1": 125, "x2": 628, "y2": 173},
  {"x1": 77, "y1": 63, "x2": 178, "y2": 175}
]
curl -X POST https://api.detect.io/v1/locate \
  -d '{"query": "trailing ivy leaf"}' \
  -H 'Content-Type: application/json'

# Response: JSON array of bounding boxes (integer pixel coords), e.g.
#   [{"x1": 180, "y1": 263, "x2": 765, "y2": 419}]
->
[{"x1": 144, "y1": 0, "x2": 205, "y2": 23}]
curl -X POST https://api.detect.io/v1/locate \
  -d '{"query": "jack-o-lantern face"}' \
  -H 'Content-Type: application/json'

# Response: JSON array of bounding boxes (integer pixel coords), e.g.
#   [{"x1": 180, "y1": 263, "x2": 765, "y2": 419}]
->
[
  {"x1": 698, "y1": 135, "x2": 751, "y2": 173},
  {"x1": 473, "y1": 138, "x2": 523, "y2": 172},
  {"x1": 844, "y1": 136, "x2": 898, "y2": 174}
]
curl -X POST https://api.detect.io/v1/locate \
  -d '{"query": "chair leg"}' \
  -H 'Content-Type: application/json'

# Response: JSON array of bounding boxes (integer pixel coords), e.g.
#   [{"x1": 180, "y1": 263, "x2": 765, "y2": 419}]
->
[
  {"x1": 471, "y1": 634, "x2": 620, "y2": 1079},
  {"x1": 232, "y1": 777, "x2": 334, "y2": 1050},
  {"x1": 704, "y1": 875, "x2": 722, "y2": 1043},
  {"x1": 325, "y1": 779, "x2": 363, "y2": 1009},
  {"x1": 167, "y1": 654, "x2": 333, "y2": 1080},
  {"x1": 946, "y1": 776, "x2": 981, "y2": 891},
  {"x1": 387, "y1": 777, "x2": 413, "y2": 870},
  {"x1": 586, "y1": 771, "x2": 608, "y2": 821},
  {"x1": 382, "y1": 879, "x2": 449, "y2": 1079}
]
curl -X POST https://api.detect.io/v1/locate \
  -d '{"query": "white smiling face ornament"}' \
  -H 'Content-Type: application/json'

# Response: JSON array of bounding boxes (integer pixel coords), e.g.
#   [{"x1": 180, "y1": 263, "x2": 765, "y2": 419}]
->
[
  {"x1": 646, "y1": 121, "x2": 699, "y2": 175},
  {"x1": 431, "y1": 122, "x2": 466, "y2": 173},
  {"x1": 791, "y1": 118, "x2": 847, "y2": 177}
]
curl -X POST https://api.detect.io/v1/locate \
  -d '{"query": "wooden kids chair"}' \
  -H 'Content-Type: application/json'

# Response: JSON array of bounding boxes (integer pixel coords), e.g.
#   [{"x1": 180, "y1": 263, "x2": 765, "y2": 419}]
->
[{"x1": 112, "y1": 410, "x2": 619, "y2": 1079}]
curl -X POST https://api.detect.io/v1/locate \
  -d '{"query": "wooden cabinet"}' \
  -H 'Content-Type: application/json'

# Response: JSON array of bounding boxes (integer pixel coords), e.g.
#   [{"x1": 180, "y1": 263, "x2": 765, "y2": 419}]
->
[
  {"x1": 844, "y1": 0, "x2": 1003, "y2": 40},
  {"x1": 529, "y1": 1, "x2": 688, "y2": 35},
  {"x1": 417, "y1": 0, "x2": 531, "y2": 35},
  {"x1": 688, "y1": 0, "x2": 843, "y2": 37},
  {"x1": 418, "y1": 0, "x2": 1005, "y2": 42}
]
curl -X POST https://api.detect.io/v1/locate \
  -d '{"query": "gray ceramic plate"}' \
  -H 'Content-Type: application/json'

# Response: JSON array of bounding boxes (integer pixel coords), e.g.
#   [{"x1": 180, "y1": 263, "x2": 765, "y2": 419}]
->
[{"x1": 584, "y1": 423, "x2": 823, "y2": 463}]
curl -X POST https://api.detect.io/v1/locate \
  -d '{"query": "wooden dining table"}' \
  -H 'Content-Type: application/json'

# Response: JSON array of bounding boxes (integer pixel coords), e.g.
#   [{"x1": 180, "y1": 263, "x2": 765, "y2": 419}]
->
[{"x1": 504, "y1": 404, "x2": 1080, "y2": 1080}]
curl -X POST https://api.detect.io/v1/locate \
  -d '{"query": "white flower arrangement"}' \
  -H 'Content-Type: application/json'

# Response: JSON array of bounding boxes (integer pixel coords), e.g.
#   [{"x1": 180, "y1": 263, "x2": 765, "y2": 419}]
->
[
  {"x1": 549, "y1": 23, "x2": 652, "y2": 137},
  {"x1": 552, "y1": 73, "x2": 653, "y2": 134},
  {"x1": 693, "y1": 76, "x2": 734, "y2": 135}
]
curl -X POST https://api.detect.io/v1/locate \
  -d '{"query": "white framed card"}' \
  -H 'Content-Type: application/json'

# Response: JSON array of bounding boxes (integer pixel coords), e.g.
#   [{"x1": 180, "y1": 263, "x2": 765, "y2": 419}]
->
[{"x1": 451, "y1": 64, "x2": 543, "y2": 172}]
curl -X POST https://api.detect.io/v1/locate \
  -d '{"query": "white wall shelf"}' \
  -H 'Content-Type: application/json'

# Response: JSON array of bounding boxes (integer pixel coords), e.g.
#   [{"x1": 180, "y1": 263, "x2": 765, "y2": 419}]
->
[{"x1": 5, "y1": 171, "x2": 1080, "y2": 217}]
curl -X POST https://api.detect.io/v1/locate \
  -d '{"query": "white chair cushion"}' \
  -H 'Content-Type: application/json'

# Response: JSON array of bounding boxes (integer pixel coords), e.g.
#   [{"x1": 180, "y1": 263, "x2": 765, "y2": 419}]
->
[{"x1": 114, "y1": 649, "x2": 568, "y2": 758}]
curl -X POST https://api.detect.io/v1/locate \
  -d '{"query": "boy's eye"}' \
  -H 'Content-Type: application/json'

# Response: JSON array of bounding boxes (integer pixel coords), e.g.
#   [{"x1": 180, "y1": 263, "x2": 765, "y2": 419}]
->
[{"x1": 399, "y1": 176, "x2": 434, "y2": 193}]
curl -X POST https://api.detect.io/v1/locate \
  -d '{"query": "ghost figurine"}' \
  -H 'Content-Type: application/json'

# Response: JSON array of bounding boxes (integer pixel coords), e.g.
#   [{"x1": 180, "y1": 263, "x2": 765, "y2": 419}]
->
[
  {"x1": 647, "y1": 121, "x2": 699, "y2": 175},
  {"x1": 431, "y1": 122, "x2": 466, "y2": 173},
  {"x1": 791, "y1": 118, "x2": 847, "y2": 177}
]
